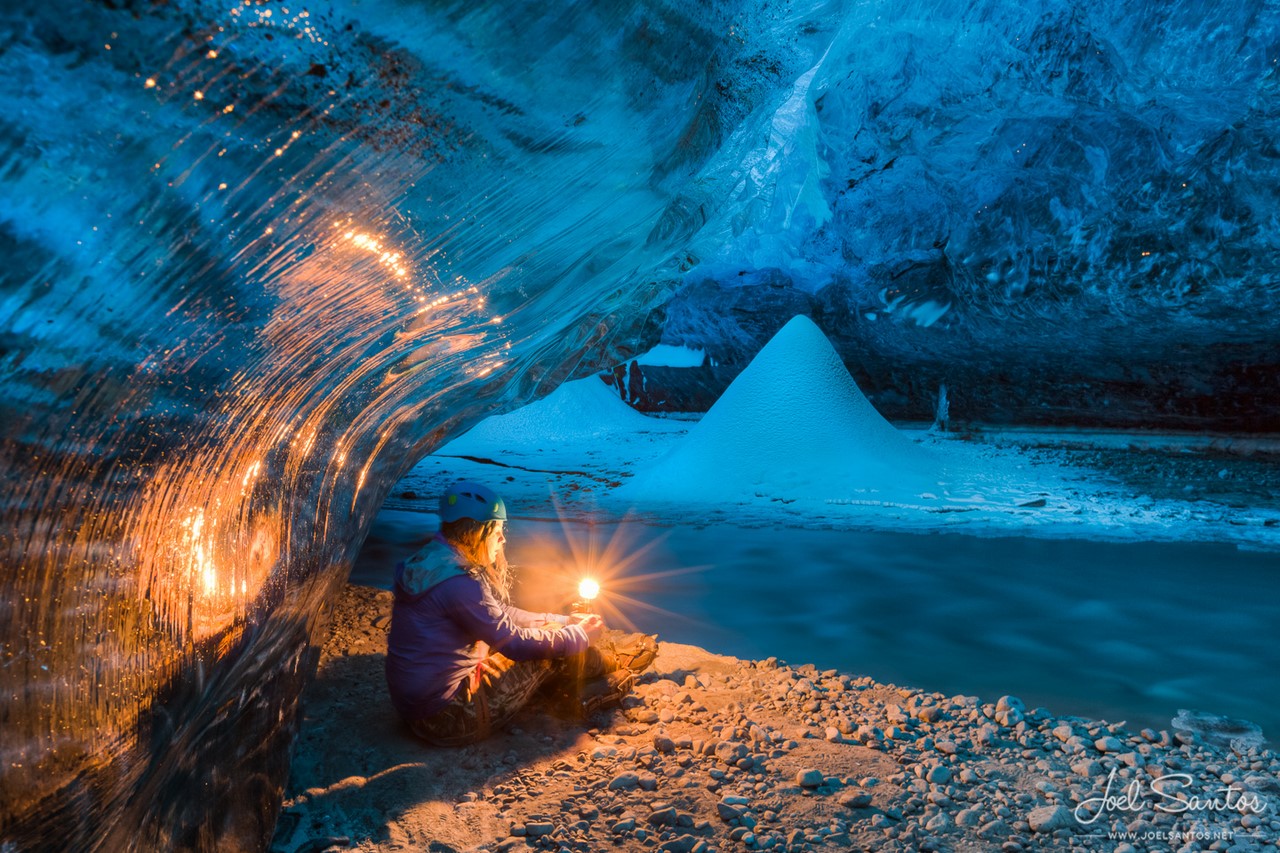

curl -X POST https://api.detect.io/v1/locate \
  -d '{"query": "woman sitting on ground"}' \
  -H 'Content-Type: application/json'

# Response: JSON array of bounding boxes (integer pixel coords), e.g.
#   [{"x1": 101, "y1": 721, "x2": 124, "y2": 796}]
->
[{"x1": 384, "y1": 481, "x2": 655, "y2": 746}]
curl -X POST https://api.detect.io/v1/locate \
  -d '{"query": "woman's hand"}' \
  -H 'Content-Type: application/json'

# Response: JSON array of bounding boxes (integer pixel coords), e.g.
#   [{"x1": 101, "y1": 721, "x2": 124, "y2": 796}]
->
[{"x1": 575, "y1": 613, "x2": 605, "y2": 643}]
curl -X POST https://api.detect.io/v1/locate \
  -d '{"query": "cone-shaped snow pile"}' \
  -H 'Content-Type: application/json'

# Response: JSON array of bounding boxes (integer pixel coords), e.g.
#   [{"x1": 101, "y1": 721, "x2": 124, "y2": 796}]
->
[
  {"x1": 442, "y1": 376, "x2": 661, "y2": 451},
  {"x1": 619, "y1": 315, "x2": 940, "y2": 504}
]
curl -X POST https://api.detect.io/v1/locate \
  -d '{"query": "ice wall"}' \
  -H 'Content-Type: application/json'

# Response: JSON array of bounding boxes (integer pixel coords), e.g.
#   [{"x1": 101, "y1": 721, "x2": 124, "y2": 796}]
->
[
  {"x1": 0, "y1": 1, "x2": 832, "y2": 847},
  {"x1": 658, "y1": 0, "x2": 1280, "y2": 427}
]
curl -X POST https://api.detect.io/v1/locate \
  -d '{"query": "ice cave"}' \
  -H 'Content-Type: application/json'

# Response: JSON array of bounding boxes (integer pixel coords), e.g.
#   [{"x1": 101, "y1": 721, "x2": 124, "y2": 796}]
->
[{"x1": 1, "y1": 1, "x2": 1277, "y2": 850}]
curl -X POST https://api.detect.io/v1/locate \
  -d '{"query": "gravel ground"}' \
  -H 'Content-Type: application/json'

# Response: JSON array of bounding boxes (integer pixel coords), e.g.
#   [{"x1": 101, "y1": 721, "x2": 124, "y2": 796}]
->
[{"x1": 272, "y1": 586, "x2": 1280, "y2": 853}]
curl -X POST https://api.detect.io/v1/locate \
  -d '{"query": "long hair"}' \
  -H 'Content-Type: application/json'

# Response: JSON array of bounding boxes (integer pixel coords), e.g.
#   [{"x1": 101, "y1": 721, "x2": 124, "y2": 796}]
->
[{"x1": 440, "y1": 517, "x2": 511, "y2": 600}]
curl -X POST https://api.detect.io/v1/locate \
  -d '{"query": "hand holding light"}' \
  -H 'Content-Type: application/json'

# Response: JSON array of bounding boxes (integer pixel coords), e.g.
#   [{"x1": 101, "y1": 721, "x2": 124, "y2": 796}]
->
[
  {"x1": 576, "y1": 613, "x2": 604, "y2": 643},
  {"x1": 572, "y1": 577, "x2": 600, "y2": 615}
]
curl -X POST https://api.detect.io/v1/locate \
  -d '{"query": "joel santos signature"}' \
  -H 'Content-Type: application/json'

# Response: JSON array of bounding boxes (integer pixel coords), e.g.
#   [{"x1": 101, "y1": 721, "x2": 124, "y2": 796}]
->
[{"x1": 1076, "y1": 767, "x2": 1269, "y2": 825}]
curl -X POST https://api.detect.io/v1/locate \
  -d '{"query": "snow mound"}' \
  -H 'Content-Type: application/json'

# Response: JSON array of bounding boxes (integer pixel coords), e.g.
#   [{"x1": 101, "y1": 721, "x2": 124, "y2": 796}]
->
[
  {"x1": 440, "y1": 376, "x2": 658, "y2": 451},
  {"x1": 618, "y1": 315, "x2": 940, "y2": 503},
  {"x1": 635, "y1": 344, "x2": 706, "y2": 367}
]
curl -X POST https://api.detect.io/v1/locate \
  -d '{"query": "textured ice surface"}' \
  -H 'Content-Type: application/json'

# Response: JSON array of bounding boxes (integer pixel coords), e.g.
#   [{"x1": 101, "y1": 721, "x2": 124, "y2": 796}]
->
[{"x1": 1, "y1": 1, "x2": 799, "y2": 845}]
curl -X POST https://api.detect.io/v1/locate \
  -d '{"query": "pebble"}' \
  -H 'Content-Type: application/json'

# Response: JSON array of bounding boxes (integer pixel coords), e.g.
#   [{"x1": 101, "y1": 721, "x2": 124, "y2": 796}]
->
[
  {"x1": 1027, "y1": 805, "x2": 1074, "y2": 833},
  {"x1": 608, "y1": 773, "x2": 639, "y2": 791},
  {"x1": 837, "y1": 791, "x2": 873, "y2": 809},
  {"x1": 926, "y1": 765, "x2": 952, "y2": 784},
  {"x1": 716, "y1": 801, "x2": 744, "y2": 821},
  {"x1": 1095, "y1": 736, "x2": 1123, "y2": 753},
  {"x1": 797, "y1": 769, "x2": 824, "y2": 788},
  {"x1": 648, "y1": 807, "x2": 678, "y2": 826},
  {"x1": 659, "y1": 835, "x2": 698, "y2": 853}
]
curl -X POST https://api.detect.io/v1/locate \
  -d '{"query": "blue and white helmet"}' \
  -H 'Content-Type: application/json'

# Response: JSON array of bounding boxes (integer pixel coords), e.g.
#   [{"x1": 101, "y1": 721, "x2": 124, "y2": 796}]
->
[{"x1": 439, "y1": 481, "x2": 507, "y2": 523}]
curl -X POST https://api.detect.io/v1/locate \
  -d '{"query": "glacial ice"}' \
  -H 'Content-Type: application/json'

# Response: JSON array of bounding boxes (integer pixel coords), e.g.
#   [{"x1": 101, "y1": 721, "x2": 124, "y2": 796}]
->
[{"x1": 0, "y1": 0, "x2": 1276, "y2": 847}]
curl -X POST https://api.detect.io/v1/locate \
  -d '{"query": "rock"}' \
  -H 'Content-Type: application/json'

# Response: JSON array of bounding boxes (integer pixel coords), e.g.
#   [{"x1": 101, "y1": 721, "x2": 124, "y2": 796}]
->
[
  {"x1": 608, "y1": 773, "x2": 640, "y2": 791},
  {"x1": 856, "y1": 725, "x2": 884, "y2": 742},
  {"x1": 1052, "y1": 725, "x2": 1075, "y2": 742},
  {"x1": 838, "y1": 791, "x2": 873, "y2": 809},
  {"x1": 994, "y1": 707, "x2": 1024, "y2": 727},
  {"x1": 917, "y1": 705, "x2": 943, "y2": 723},
  {"x1": 659, "y1": 835, "x2": 698, "y2": 853},
  {"x1": 926, "y1": 765, "x2": 951, "y2": 784},
  {"x1": 611, "y1": 817, "x2": 636, "y2": 833},
  {"x1": 955, "y1": 808, "x2": 983, "y2": 827},
  {"x1": 1094, "y1": 736, "x2": 1123, "y2": 753},
  {"x1": 648, "y1": 807, "x2": 678, "y2": 826},
  {"x1": 638, "y1": 773, "x2": 659, "y2": 791},
  {"x1": 997, "y1": 696, "x2": 1025, "y2": 713},
  {"x1": 716, "y1": 801, "x2": 744, "y2": 821},
  {"x1": 797, "y1": 769, "x2": 824, "y2": 788},
  {"x1": 994, "y1": 696, "x2": 1026, "y2": 726},
  {"x1": 524, "y1": 821, "x2": 555, "y2": 837},
  {"x1": 824, "y1": 726, "x2": 841, "y2": 742},
  {"x1": 978, "y1": 819, "x2": 1012, "y2": 840},
  {"x1": 654, "y1": 736, "x2": 676, "y2": 754},
  {"x1": 1027, "y1": 805, "x2": 1075, "y2": 833},
  {"x1": 1070, "y1": 759, "x2": 1101, "y2": 778}
]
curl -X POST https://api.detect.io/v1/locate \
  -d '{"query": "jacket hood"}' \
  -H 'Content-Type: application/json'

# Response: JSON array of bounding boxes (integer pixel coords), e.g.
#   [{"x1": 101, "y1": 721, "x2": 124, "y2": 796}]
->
[{"x1": 396, "y1": 538, "x2": 472, "y2": 598}]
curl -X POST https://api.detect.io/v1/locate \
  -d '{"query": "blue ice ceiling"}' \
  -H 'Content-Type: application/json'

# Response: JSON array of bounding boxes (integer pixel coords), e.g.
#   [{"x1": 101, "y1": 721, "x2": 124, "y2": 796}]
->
[{"x1": 0, "y1": 0, "x2": 1275, "y2": 847}]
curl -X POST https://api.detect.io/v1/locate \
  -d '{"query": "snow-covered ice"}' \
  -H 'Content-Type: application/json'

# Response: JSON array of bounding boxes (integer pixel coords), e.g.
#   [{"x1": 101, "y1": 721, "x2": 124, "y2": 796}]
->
[{"x1": 619, "y1": 315, "x2": 941, "y2": 504}]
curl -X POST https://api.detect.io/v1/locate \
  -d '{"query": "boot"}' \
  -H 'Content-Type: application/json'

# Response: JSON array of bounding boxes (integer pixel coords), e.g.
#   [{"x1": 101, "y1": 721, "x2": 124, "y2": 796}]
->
[
  {"x1": 579, "y1": 670, "x2": 637, "y2": 718},
  {"x1": 595, "y1": 631, "x2": 659, "y2": 675}
]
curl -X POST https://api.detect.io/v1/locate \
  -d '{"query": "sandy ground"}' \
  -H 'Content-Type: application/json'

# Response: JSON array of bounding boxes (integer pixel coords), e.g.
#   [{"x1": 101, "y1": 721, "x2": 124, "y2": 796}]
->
[{"x1": 271, "y1": 586, "x2": 1279, "y2": 853}]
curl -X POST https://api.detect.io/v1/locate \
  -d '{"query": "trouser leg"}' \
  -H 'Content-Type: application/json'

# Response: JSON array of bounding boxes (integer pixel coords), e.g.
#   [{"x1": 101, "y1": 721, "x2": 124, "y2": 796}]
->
[{"x1": 409, "y1": 653, "x2": 552, "y2": 747}]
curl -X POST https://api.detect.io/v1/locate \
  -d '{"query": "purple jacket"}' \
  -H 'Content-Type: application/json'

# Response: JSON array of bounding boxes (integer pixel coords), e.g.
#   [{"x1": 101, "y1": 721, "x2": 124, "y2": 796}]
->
[{"x1": 385, "y1": 537, "x2": 588, "y2": 721}]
